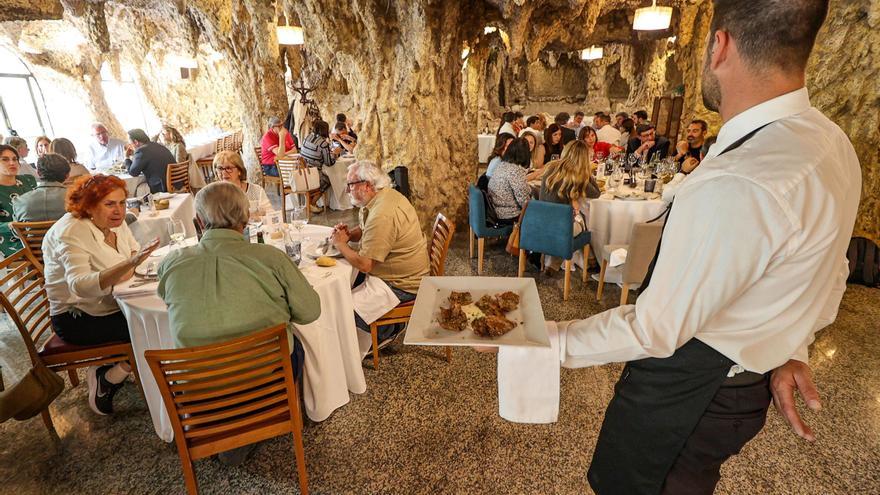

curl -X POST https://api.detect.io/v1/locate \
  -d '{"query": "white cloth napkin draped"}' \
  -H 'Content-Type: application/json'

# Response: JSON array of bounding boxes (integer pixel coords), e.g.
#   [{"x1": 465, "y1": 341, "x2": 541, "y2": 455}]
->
[
  {"x1": 609, "y1": 248, "x2": 628, "y2": 267},
  {"x1": 351, "y1": 275, "x2": 399, "y2": 325},
  {"x1": 497, "y1": 321, "x2": 561, "y2": 424}
]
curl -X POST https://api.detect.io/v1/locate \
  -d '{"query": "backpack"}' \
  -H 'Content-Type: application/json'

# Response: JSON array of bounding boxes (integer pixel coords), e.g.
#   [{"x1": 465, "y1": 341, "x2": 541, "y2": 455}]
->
[
  {"x1": 846, "y1": 237, "x2": 880, "y2": 287},
  {"x1": 476, "y1": 174, "x2": 502, "y2": 228}
]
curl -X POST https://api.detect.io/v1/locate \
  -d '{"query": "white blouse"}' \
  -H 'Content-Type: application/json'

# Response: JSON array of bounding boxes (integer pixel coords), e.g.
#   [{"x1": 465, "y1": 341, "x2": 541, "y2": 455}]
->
[
  {"x1": 42, "y1": 213, "x2": 140, "y2": 317},
  {"x1": 244, "y1": 182, "x2": 272, "y2": 212}
]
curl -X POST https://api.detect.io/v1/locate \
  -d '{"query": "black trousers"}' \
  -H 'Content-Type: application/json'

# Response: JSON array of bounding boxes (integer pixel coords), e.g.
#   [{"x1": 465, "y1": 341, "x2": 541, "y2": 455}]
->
[
  {"x1": 51, "y1": 310, "x2": 131, "y2": 346},
  {"x1": 588, "y1": 339, "x2": 771, "y2": 495},
  {"x1": 660, "y1": 374, "x2": 771, "y2": 494}
]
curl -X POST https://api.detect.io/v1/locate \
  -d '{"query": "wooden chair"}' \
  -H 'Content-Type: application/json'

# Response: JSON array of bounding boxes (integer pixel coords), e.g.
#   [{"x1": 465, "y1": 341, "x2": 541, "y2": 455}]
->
[
  {"x1": 195, "y1": 159, "x2": 216, "y2": 185},
  {"x1": 0, "y1": 248, "x2": 138, "y2": 436},
  {"x1": 166, "y1": 161, "x2": 191, "y2": 193},
  {"x1": 257, "y1": 146, "x2": 284, "y2": 195},
  {"x1": 232, "y1": 130, "x2": 244, "y2": 152},
  {"x1": 368, "y1": 213, "x2": 455, "y2": 370},
  {"x1": 145, "y1": 324, "x2": 308, "y2": 495},
  {"x1": 11, "y1": 220, "x2": 56, "y2": 268},
  {"x1": 596, "y1": 221, "x2": 663, "y2": 306}
]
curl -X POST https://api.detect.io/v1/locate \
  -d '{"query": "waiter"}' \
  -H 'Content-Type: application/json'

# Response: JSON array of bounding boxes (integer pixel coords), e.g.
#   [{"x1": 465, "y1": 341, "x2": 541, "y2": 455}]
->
[{"x1": 558, "y1": 1, "x2": 861, "y2": 493}]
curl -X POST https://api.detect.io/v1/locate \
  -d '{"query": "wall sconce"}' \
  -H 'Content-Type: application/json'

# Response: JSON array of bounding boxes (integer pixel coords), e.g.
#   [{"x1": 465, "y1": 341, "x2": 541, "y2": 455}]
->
[
  {"x1": 580, "y1": 45, "x2": 604, "y2": 61},
  {"x1": 633, "y1": 0, "x2": 673, "y2": 31}
]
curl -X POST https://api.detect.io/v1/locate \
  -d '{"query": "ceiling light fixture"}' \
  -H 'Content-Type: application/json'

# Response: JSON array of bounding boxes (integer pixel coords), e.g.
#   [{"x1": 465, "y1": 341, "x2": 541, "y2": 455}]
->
[
  {"x1": 484, "y1": 26, "x2": 498, "y2": 35},
  {"x1": 633, "y1": 0, "x2": 673, "y2": 31},
  {"x1": 276, "y1": 15, "x2": 304, "y2": 46},
  {"x1": 580, "y1": 45, "x2": 604, "y2": 61}
]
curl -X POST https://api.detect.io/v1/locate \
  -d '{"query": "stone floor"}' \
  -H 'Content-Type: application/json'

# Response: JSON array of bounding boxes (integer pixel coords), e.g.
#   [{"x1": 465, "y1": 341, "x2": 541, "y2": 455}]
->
[{"x1": 1, "y1": 205, "x2": 879, "y2": 494}]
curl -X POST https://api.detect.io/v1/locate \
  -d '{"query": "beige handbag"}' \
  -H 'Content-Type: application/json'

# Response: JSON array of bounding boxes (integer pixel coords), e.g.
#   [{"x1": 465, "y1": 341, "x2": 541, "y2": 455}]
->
[{"x1": 287, "y1": 166, "x2": 321, "y2": 192}]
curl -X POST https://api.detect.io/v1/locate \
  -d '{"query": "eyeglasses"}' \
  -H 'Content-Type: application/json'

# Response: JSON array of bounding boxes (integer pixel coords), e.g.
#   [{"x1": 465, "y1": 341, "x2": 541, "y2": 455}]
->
[
  {"x1": 215, "y1": 166, "x2": 236, "y2": 172},
  {"x1": 345, "y1": 180, "x2": 367, "y2": 192}
]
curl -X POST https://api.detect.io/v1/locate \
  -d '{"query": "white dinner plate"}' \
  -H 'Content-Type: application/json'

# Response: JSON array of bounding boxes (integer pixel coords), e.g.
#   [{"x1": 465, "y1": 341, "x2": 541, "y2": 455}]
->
[
  {"x1": 403, "y1": 276, "x2": 549, "y2": 348},
  {"x1": 306, "y1": 244, "x2": 342, "y2": 258},
  {"x1": 134, "y1": 259, "x2": 159, "y2": 278}
]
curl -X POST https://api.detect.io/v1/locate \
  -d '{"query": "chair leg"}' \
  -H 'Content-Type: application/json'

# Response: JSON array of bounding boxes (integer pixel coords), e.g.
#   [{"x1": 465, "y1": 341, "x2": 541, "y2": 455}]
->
[
  {"x1": 370, "y1": 323, "x2": 380, "y2": 370},
  {"x1": 469, "y1": 227, "x2": 474, "y2": 259},
  {"x1": 517, "y1": 249, "x2": 526, "y2": 278},
  {"x1": 445, "y1": 347, "x2": 452, "y2": 363},
  {"x1": 582, "y1": 245, "x2": 591, "y2": 283},
  {"x1": 67, "y1": 369, "x2": 79, "y2": 387},
  {"x1": 40, "y1": 408, "x2": 58, "y2": 438},
  {"x1": 597, "y1": 260, "x2": 608, "y2": 300},
  {"x1": 127, "y1": 351, "x2": 146, "y2": 401},
  {"x1": 477, "y1": 238, "x2": 485, "y2": 275},
  {"x1": 182, "y1": 459, "x2": 199, "y2": 495},
  {"x1": 289, "y1": 388, "x2": 310, "y2": 495},
  {"x1": 563, "y1": 259, "x2": 572, "y2": 301},
  {"x1": 620, "y1": 284, "x2": 630, "y2": 306}
]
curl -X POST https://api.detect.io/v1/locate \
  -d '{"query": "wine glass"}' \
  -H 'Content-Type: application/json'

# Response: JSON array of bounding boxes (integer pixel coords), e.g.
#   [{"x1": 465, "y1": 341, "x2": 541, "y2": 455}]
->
[
  {"x1": 288, "y1": 205, "x2": 308, "y2": 234},
  {"x1": 608, "y1": 168, "x2": 623, "y2": 194},
  {"x1": 167, "y1": 219, "x2": 186, "y2": 249}
]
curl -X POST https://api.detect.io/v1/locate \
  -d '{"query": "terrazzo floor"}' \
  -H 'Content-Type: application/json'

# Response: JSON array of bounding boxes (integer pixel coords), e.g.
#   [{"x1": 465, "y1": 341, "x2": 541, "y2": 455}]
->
[{"x1": 1, "y1": 205, "x2": 879, "y2": 494}]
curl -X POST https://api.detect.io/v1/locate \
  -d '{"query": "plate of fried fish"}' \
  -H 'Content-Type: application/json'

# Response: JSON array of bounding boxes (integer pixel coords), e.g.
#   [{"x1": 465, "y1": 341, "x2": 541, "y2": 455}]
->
[{"x1": 403, "y1": 276, "x2": 549, "y2": 348}]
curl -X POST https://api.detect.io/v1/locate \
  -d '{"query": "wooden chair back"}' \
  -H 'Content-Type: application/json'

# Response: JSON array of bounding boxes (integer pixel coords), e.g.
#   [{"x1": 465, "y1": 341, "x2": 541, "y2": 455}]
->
[
  {"x1": 253, "y1": 146, "x2": 263, "y2": 164},
  {"x1": 145, "y1": 324, "x2": 308, "y2": 495},
  {"x1": 232, "y1": 130, "x2": 244, "y2": 151},
  {"x1": 166, "y1": 161, "x2": 191, "y2": 193},
  {"x1": 0, "y1": 249, "x2": 53, "y2": 365},
  {"x1": 213, "y1": 137, "x2": 224, "y2": 154},
  {"x1": 195, "y1": 159, "x2": 215, "y2": 185},
  {"x1": 429, "y1": 213, "x2": 455, "y2": 276},
  {"x1": 277, "y1": 156, "x2": 315, "y2": 191},
  {"x1": 10, "y1": 220, "x2": 56, "y2": 269}
]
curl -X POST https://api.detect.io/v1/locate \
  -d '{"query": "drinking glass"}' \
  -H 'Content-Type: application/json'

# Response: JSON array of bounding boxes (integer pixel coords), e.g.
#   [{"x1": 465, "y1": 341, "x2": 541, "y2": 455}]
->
[
  {"x1": 288, "y1": 205, "x2": 308, "y2": 234},
  {"x1": 167, "y1": 219, "x2": 186, "y2": 249},
  {"x1": 608, "y1": 168, "x2": 623, "y2": 194}
]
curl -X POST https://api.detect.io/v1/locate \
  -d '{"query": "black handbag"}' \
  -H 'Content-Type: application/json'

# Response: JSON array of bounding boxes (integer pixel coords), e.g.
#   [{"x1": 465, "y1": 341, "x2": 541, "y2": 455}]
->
[
  {"x1": 846, "y1": 237, "x2": 880, "y2": 287},
  {"x1": 389, "y1": 166, "x2": 411, "y2": 199}
]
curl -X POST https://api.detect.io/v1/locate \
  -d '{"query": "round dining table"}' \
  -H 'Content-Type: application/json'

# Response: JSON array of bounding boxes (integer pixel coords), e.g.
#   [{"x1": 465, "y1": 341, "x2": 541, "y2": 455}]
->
[{"x1": 115, "y1": 224, "x2": 366, "y2": 442}]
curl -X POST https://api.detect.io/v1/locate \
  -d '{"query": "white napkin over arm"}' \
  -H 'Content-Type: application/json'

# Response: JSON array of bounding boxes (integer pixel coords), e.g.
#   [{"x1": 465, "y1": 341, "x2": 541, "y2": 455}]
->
[{"x1": 497, "y1": 321, "x2": 561, "y2": 424}]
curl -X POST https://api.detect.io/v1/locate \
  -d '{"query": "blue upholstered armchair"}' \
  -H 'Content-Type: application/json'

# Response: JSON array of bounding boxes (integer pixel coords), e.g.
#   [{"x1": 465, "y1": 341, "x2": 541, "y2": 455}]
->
[
  {"x1": 516, "y1": 200, "x2": 591, "y2": 300},
  {"x1": 468, "y1": 185, "x2": 513, "y2": 274}
]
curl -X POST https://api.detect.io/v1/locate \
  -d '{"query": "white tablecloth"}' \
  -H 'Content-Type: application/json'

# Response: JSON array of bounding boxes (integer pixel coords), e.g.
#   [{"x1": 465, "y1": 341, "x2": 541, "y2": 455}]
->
[
  {"x1": 578, "y1": 195, "x2": 667, "y2": 284},
  {"x1": 117, "y1": 224, "x2": 366, "y2": 442},
  {"x1": 478, "y1": 134, "x2": 496, "y2": 163},
  {"x1": 113, "y1": 173, "x2": 148, "y2": 198},
  {"x1": 128, "y1": 193, "x2": 197, "y2": 247},
  {"x1": 326, "y1": 156, "x2": 355, "y2": 211}
]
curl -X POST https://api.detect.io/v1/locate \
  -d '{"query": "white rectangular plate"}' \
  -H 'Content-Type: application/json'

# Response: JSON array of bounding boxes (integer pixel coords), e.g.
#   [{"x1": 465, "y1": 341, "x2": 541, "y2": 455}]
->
[{"x1": 403, "y1": 277, "x2": 549, "y2": 348}]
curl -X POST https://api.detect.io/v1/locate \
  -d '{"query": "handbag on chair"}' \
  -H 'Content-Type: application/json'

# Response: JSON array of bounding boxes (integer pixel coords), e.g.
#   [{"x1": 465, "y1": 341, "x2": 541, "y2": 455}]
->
[
  {"x1": 0, "y1": 364, "x2": 64, "y2": 422},
  {"x1": 505, "y1": 201, "x2": 529, "y2": 256},
  {"x1": 287, "y1": 165, "x2": 322, "y2": 192}
]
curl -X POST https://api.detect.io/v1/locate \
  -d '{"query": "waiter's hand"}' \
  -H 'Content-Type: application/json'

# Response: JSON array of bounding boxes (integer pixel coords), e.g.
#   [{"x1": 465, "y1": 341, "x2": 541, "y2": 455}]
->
[{"x1": 770, "y1": 359, "x2": 821, "y2": 442}]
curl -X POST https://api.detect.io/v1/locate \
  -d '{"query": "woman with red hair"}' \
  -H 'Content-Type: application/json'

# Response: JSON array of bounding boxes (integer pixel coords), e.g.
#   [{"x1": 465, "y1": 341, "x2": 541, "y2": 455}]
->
[{"x1": 42, "y1": 174, "x2": 158, "y2": 415}]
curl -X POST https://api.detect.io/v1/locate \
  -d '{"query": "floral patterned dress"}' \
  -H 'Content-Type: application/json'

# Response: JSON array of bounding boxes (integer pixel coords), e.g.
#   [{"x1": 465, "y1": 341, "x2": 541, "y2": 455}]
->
[{"x1": 0, "y1": 175, "x2": 38, "y2": 257}]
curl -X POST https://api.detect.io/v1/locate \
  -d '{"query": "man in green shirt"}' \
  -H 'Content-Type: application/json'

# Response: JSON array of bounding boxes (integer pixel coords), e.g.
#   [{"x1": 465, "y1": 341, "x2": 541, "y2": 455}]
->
[{"x1": 157, "y1": 181, "x2": 320, "y2": 465}]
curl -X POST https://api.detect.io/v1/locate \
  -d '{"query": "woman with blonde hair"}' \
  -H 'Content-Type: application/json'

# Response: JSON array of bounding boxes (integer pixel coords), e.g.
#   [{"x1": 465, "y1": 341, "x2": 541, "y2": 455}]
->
[
  {"x1": 538, "y1": 140, "x2": 601, "y2": 272},
  {"x1": 34, "y1": 135, "x2": 52, "y2": 159},
  {"x1": 212, "y1": 150, "x2": 272, "y2": 217},
  {"x1": 49, "y1": 137, "x2": 91, "y2": 184}
]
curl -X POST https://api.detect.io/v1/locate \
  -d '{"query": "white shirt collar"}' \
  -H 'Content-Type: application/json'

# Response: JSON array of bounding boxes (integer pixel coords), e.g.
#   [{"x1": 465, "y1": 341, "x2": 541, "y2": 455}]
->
[{"x1": 706, "y1": 87, "x2": 812, "y2": 159}]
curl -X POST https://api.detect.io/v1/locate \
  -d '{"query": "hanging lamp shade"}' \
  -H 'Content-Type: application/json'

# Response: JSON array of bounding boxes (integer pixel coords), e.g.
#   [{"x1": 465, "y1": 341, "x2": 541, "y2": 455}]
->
[
  {"x1": 633, "y1": 0, "x2": 673, "y2": 31},
  {"x1": 277, "y1": 25, "x2": 304, "y2": 45},
  {"x1": 580, "y1": 45, "x2": 604, "y2": 61}
]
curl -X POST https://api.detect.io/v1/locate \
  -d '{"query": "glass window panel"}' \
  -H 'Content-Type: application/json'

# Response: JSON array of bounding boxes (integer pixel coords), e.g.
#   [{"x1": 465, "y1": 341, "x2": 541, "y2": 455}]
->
[
  {"x1": 0, "y1": 77, "x2": 46, "y2": 161},
  {"x1": 0, "y1": 47, "x2": 30, "y2": 75}
]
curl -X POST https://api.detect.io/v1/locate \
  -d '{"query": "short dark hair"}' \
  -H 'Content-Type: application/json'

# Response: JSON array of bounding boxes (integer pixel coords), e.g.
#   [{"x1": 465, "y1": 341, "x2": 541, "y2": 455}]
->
[
  {"x1": 37, "y1": 153, "x2": 71, "y2": 183},
  {"x1": 615, "y1": 112, "x2": 629, "y2": 119},
  {"x1": 554, "y1": 112, "x2": 570, "y2": 125},
  {"x1": 575, "y1": 111, "x2": 585, "y2": 118},
  {"x1": 0, "y1": 144, "x2": 20, "y2": 161},
  {"x1": 711, "y1": 0, "x2": 828, "y2": 73},
  {"x1": 636, "y1": 123, "x2": 655, "y2": 135},
  {"x1": 334, "y1": 122, "x2": 347, "y2": 132},
  {"x1": 634, "y1": 110, "x2": 649, "y2": 121},
  {"x1": 513, "y1": 111, "x2": 523, "y2": 119},
  {"x1": 593, "y1": 111, "x2": 605, "y2": 118},
  {"x1": 620, "y1": 118, "x2": 635, "y2": 134},
  {"x1": 526, "y1": 116, "x2": 540, "y2": 127},
  {"x1": 701, "y1": 136, "x2": 718, "y2": 157},
  {"x1": 690, "y1": 119, "x2": 709, "y2": 132},
  {"x1": 127, "y1": 128, "x2": 150, "y2": 144},
  {"x1": 502, "y1": 138, "x2": 532, "y2": 168},
  {"x1": 49, "y1": 138, "x2": 77, "y2": 162},
  {"x1": 502, "y1": 111, "x2": 515, "y2": 123},
  {"x1": 312, "y1": 120, "x2": 330, "y2": 139},
  {"x1": 336, "y1": 113, "x2": 346, "y2": 122}
]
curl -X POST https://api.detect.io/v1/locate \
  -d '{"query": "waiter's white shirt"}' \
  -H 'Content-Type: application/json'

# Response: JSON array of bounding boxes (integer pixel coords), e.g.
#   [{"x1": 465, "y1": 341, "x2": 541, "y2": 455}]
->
[
  {"x1": 596, "y1": 124, "x2": 622, "y2": 145},
  {"x1": 43, "y1": 213, "x2": 140, "y2": 317},
  {"x1": 561, "y1": 88, "x2": 861, "y2": 373},
  {"x1": 86, "y1": 138, "x2": 125, "y2": 170}
]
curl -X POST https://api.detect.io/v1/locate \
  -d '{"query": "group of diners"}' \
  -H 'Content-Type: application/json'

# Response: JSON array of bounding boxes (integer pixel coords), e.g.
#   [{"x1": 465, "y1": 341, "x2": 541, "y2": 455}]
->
[
  {"x1": 480, "y1": 108, "x2": 713, "y2": 273},
  {"x1": 259, "y1": 113, "x2": 358, "y2": 214},
  {"x1": 23, "y1": 146, "x2": 425, "y2": 464}
]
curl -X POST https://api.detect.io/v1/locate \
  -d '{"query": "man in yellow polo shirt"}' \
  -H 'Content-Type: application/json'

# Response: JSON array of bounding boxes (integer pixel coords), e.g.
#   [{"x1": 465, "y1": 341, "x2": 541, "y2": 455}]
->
[{"x1": 331, "y1": 160, "x2": 428, "y2": 350}]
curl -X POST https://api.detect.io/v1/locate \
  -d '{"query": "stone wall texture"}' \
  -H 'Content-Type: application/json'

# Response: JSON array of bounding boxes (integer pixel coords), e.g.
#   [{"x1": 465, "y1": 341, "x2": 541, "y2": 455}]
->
[{"x1": 1, "y1": 0, "x2": 878, "y2": 239}]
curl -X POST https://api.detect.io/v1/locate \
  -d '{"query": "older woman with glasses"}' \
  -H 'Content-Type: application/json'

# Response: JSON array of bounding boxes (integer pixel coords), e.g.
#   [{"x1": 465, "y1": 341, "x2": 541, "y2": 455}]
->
[
  {"x1": 42, "y1": 174, "x2": 159, "y2": 415},
  {"x1": 0, "y1": 144, "x2": 37, "y2": 257},
  {"x1": 212, "y1": 150, "x2": 272, "y2": 217}
]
